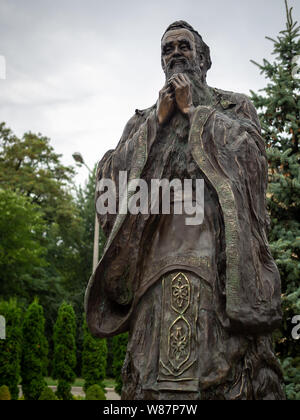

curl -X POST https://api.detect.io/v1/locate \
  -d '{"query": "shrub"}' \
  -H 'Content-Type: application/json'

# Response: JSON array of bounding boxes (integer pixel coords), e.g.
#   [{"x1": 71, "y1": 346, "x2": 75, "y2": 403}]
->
[
  {"x1": 38, "y1": 387, "x2": 58, "y2": 400},
  {"x1": 85, "y1": 384, "x2": 106, "y2": 400},
  {"x1": 0, "y1": 385, "x2": 11, "y2": 400}
]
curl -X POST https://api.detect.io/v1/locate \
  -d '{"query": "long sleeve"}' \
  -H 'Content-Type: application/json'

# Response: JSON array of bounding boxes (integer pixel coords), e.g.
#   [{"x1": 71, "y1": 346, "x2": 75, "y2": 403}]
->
[{"x1": 189, "y1": 102, "x2": 282, "y2": 333}]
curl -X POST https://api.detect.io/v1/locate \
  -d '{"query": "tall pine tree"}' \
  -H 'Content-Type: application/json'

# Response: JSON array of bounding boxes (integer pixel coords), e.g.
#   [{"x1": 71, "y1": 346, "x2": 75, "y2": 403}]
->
[
  {"x1": 52, "y1": 302, "x2": 77, "y2": 400},
  {"x1": 0, "y1": 299, "x2": 22, "y2": 400},
  {"x1": 82, "y1": 317, "x2": 107, "y2": 392},
  {"x1": 21, "y1": 299, "x2": 48, "y2": 400},
  {"x1": 112, "y1": 333, "x2": 128, "y2": 396},
  {"x1": 250, "y1": 0, "x2": 300, "y2": 400}
]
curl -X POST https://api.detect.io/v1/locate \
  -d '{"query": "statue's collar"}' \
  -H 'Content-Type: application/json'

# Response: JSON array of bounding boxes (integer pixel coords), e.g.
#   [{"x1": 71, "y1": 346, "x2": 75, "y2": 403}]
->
[{"x1": 210, "y1": 87, "x2": 237, "y2": 110}]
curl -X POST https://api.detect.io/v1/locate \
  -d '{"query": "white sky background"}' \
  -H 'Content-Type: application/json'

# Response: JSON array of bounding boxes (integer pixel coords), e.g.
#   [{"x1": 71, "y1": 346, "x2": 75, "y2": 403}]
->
[{"x1": 0, "y1": 0, "x2": 299, "y2": 186}]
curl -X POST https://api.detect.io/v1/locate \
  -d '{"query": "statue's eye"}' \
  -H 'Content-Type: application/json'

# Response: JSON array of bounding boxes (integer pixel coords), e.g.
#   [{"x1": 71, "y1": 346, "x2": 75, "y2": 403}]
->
[
  {"x1": 164, "y1": 47, "x2": 173, "y2": 55},
  {"x1": 180, "y1": 43, "x2": 191, "y2": 51}
]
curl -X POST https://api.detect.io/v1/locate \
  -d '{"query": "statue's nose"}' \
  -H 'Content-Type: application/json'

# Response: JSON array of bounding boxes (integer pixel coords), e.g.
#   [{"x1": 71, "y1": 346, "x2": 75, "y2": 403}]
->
[{"x1": 172, "y1": 46, "x2": 182, "y2": 57}]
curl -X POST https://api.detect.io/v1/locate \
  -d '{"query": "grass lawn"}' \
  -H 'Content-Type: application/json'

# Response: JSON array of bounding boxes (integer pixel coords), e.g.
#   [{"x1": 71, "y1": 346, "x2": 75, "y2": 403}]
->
[{"x1": 45, "y1": 377, "x2": 116, "y2": 389}]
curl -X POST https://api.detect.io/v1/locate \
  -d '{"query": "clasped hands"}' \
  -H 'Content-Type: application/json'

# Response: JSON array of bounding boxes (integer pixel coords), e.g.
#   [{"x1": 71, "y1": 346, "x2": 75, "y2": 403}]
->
[{"x1": 157, "y1": 73, "x2": 194, "y2": 126}]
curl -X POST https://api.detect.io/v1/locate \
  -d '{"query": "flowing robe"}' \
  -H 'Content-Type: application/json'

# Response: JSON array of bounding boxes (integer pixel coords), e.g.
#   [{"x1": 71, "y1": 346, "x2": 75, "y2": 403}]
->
[{"x1": 85, "y1": 86, "x2": 284, "y2": 399}]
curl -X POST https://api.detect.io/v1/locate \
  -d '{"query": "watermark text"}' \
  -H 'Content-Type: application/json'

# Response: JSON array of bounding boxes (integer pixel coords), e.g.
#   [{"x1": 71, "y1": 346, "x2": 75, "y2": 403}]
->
[
  {"x1": 96, "y1": 172, "x2": 204, "y2": 226},
  {"x1": 291, "y1": 315, "x2": 300, "y2": 340},
  {"x1": 0, "y1": 315, "x2": 6, "y2": 340}
]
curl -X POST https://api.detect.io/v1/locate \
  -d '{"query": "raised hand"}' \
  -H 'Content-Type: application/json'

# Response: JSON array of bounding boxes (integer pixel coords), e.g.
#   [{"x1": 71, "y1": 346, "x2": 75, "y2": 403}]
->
[
  {"x1": 157, "y1": 84, "x2": 176, "y2": 126},
  {"x1": 169, "y1": 73, "x2": 194, "y2": 116}
]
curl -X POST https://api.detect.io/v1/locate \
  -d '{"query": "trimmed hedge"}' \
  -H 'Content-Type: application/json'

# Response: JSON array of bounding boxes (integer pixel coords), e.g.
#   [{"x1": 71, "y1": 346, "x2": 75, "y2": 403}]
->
[
  {"x1": 85, "y1": 384, "x2": 106, "y2": 400},
  {"x1": 0, "y1": 385, "x2": 11, "y2": 400},
  {"x1": 38, "y1": 387, "x2": 58, "y2": 400}
]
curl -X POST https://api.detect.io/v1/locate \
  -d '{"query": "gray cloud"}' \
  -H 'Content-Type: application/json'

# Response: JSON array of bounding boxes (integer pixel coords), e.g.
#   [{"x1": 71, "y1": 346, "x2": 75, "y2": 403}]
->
[{"x1": 0, "y1": 0, "x2": 299, "y2": 185}]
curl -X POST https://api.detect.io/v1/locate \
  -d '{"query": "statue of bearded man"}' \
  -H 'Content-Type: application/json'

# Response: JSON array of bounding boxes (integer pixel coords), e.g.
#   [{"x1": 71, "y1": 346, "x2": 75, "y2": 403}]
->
[{"x1": 85, "y1": 21, "x2": 285, "y2": 400}]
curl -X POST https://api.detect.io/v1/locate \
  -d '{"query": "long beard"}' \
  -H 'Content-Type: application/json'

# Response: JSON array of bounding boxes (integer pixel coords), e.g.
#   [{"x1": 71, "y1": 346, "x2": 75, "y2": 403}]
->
[
  {"x1": 165, "y1": 58, "x2": 213, "y2": 107},
  {"x1": 165, "y1": 57, "x2": 203, "y2": 82}
]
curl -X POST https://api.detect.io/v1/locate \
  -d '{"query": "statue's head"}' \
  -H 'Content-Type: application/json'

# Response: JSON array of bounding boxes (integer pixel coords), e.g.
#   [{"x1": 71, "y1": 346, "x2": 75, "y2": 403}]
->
[{"x1": 161, "y1": 21, "x2": 212, "y2": 82}]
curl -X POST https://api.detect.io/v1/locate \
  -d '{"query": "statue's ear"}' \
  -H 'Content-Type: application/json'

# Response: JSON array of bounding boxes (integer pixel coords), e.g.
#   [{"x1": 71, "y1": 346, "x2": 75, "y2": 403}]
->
[
  {"x1": 161, "y1": 56, "x2": 166, "y2": 73},
  {"x1": 198, "y1": 53, "x2": 208, "y2": 73}
]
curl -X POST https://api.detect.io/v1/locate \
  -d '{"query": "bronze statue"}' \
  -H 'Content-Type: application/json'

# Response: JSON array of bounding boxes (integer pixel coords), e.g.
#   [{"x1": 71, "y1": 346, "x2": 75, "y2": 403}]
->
[{"x1": 85, "y1": 21, "x2": 285, "y2": 400}]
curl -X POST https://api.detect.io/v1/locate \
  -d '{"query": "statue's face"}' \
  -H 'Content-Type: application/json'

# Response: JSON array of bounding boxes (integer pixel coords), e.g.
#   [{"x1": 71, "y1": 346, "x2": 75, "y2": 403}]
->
[{"x1": 161, "y1": 28, "x2": 197, "y2": 76}]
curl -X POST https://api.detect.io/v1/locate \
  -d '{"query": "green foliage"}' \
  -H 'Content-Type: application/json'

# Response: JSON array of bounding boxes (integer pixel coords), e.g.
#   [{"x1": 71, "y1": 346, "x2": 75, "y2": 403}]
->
[
  {"x1": 281, "y1": 357, "x2": 300, "y2": 400},
  {"x1": 112, "y1": 333, "x2": 128, "y2": 396},
  {"x1": 0, "y1": 123, "x2": 82, "y2": 298},
  {"x1": 21, "y1": 299, "x2": 48, "y2": 400},
  {"x1": 250, "y1": 0, "x2": 300, "y2": 399},
  {"x1": 73, "y1": 166, "x2": 106, "y2": 311},
  {"x1": 0, "y1": 123, "x2": 84, "y2": 341},
  {"x1": 0, "y1": 385, "x2": 11, "y2": 400},
  {"x1": 73, "y1": 395, "x2": 85, "y2": 400},
  {"x1": 106, "y1": 338, "x2": 115, "y2": 378},
  {"x1": 0, "y1": 299, "x2": 22, "y2": 400},
  {"x1": 0, "y1": 189, "x2": 47, "y2": 301},
  {"x1": 0, "y1": 122, "x2": 107, "y2": 374},
  {"x1": 82, "y1": 317, "x2": 107, "y2": 392},
  {"x1": 38, "y1": 387, "x2": 58, "y2": 401},
  {"x1": 73, "y1": 166, "x2": 106, "y2": 376},
  {"x1": 52, "y1": 302, "x2": 77, "y2": 400},
  {"x1": 85, "y1": 384, "x2": 106, "y2": 400},
  {"x1": 0, "y1": 123, "x2": 75, "y2": 224}
]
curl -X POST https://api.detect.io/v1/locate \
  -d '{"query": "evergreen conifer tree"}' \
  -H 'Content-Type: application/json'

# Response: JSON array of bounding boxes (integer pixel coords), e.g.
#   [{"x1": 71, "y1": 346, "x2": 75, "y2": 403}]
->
[
  {"x1": 0, "y1": 299, "x2": 22, "y2": 400},
  {"x1": 52, "y1": 302, "x2": 77, "y2": 400},
  {"x1": 250, "y1": 0, "x2": 300, "y2": 400},
  {"x1": 82, "y1": 317, "x2": 107, "y2": 392},
  {"x1": 112, "y1": 333, "x2": 128, "y2": 396},
  {"x1": 21, "y1": 299, "x2": 48, "y2": 400}
]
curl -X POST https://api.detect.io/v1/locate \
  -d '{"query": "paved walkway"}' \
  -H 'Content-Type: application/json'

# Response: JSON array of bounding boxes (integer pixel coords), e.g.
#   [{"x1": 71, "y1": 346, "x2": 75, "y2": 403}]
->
[
  {"x1": 19, "y1": 386, "x2": 120, "y2": 400},
  {"x1": 49, "y1": 386, "x2": 120, "y2": 400}
]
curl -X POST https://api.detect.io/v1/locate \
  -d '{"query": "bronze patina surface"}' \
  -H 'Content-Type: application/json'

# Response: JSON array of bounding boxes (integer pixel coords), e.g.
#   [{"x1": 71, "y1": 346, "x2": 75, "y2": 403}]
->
[{"x1": 85, "y1": 21, "x2": 285, "y2": 400}]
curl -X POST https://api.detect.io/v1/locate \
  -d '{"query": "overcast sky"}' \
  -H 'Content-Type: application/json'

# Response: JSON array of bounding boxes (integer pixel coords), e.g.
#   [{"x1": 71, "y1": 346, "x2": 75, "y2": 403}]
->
[{"x1": 0, "y1": 0, "x2": 299, "y2": 186}]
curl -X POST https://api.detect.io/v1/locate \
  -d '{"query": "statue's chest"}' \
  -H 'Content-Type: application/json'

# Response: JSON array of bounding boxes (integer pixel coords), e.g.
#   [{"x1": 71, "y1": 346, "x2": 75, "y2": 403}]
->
[{"x1": 155, "y1": 113, "x2": 199, "y2": 180}]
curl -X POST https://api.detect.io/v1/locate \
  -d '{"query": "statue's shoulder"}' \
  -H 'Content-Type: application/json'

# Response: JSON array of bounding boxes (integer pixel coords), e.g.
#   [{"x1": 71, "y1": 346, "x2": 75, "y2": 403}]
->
[
  {"x1": 117, "y1": 104, "x2": 156, "y2": 148},
  {"x1": 211, "y1": 87, "x2": 261, "y2": 132},
  {"x1": 134, "y1": 104, "x2": 156, "y2": 120},
  {"x1": 124, "y1": 104, "x2": 156, "y2": 134},
  {"x1": 211, "y1": 87, "x2": 254, "y2": 109}
]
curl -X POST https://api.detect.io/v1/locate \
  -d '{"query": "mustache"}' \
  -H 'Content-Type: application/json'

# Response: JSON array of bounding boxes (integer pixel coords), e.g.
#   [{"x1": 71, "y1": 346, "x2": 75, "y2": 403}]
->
[{"x1": 168, "y1": 56, "x2": 189, "y2": 70}]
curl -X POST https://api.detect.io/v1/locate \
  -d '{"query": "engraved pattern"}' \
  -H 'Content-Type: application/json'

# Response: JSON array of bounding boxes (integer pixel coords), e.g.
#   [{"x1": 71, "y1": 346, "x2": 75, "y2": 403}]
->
[
  {"x1": 189, "y1": 107, "x2": 240, "y2": 307},
  {"x1": 171, "y1": 272, "x2": 190, "y2": 314},
  {"x1": 159, "y1": 272, "x2": 197, "y2": 378},
  {"x1": 169, "y1": 317, "x2": 191, "y2": 370}
]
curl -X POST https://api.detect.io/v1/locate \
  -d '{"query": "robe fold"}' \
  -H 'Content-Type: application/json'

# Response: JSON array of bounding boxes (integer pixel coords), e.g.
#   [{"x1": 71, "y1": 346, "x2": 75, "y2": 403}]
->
[
  {"x1": 85, "y1": 87, "x2": 281, "y2": 337},
  {"x1": 84, "y1": 86, "x2": 284, "y2": 399}
]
